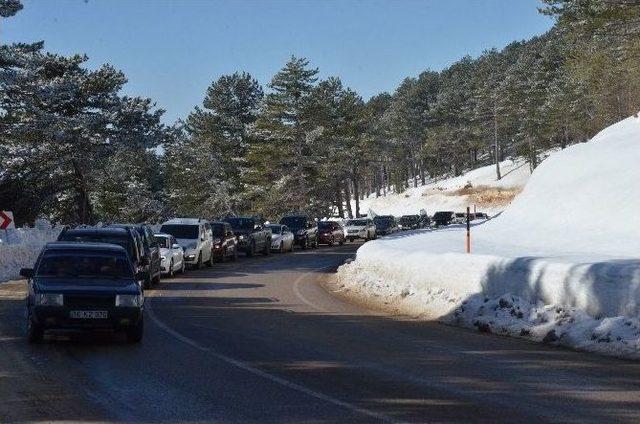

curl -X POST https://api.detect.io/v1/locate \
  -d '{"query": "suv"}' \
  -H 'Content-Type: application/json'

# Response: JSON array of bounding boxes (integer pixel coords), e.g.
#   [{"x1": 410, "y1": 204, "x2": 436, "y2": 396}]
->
[
  {"x1": 399, "y1": 215, "x2": 421, "y2": 230},
  {"x1": 373, "y1": 215, "x2": 398, "y2": 236},
  {"x1": 280, "y1": 215, "x2": 318, "y2": 249},
  {"x1": 209, "y1": 221, "x2": 238, "y2": 262},
  {"x1": 57, "y1": 226, "x2": 151, "y2": 287},
  {"x1": 21, "y1": 242, "x2": 144, "y2": 343},
  {"x1": 160, "y1": 218, "x2": 214, "y2": 269},
  {"x1": 107, "y1": 224, "x2": 161, "y2": 286},
  {"x1": 344, "y1": 218, "x2": 376, "y2": 242},
  {"x1": 433, "y1": 211, "x2": 455, "y2": 226},
  {"x1": 224, "y1": 216, "x2": 271, "y2": 257}
]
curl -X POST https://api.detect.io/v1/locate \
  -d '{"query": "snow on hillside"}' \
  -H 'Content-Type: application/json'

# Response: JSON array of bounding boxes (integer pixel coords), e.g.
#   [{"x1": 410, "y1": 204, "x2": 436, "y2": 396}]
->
[
  {"x1": 334, "y1": 116, "x2": 640, "y2": 359},
  {"x1": 357, "y1": 157, "x2": 532, "y2": 217},
  {"x1": 0, "y1": 220, "x2": 61, "y2": 283}
]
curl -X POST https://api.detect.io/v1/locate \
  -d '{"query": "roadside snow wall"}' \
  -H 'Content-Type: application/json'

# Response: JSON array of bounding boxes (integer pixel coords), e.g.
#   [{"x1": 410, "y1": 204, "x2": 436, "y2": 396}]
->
[
  {"x1": 335, "y1": 116, "x2": 640, "y2": 358},
  {"x1": 0, "y1": 220, "x2": 62, "y2": 283}
]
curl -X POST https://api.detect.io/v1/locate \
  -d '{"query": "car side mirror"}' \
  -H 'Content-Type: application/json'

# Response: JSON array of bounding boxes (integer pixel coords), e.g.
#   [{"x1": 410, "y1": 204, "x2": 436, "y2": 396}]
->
[
  {"x1": 172, "y1": 243, "x2": 181, "y2": 249},
  {"x1": 20, "y1": 268, "x2": 34, "y2": 278}
]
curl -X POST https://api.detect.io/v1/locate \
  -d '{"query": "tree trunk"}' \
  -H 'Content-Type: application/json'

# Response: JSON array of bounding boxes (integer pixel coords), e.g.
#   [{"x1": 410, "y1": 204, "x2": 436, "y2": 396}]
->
[
  {"x1": 420, "y1": 160, "x2": 426, "y2": 185},
  {"x1": 335, "y1": 181, "x2": 344, "y2": 218},
  {"x1": 71, "y1": 158, "x2": 93, "y2": 224},
  {"x1": 494, "y1": 105, "x2": 502, "y2": 180},
  {"x1": 344, "y1": 180, "x2": 353, "y2": 219},
  {"x1": 353, "y1": 168, "x2": 361, "y2": 218}
]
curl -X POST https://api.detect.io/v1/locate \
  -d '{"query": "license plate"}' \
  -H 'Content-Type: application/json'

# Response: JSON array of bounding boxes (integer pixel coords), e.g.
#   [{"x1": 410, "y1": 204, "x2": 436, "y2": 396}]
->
[{"x1": 70, "y1": 310, "x2": 108, "y2": 319}]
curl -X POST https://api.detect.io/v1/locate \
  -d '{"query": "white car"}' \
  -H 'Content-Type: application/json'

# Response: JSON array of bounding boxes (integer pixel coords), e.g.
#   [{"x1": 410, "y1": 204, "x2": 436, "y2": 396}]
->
[
  {"x1": 452, "y1": 212, "x2": 468, "y2": 225},
  {"x1": 267, "y1": 224, "x2": 294, "y2": 252},
  {"x1": 159, "y1": 218, "x2": 213, "y2": 269},
  {"x1": 154, "y1": 233, "x2": 185, "y2": 277},
  {"x1": 344, "y1": 218, "x2": 377, "y2": 242}
]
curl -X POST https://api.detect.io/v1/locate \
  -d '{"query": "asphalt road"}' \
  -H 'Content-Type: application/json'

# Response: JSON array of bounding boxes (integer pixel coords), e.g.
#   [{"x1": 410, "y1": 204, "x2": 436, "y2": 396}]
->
[{"x1": 2, "y1": 242, "x2": 640, "y2": 423}]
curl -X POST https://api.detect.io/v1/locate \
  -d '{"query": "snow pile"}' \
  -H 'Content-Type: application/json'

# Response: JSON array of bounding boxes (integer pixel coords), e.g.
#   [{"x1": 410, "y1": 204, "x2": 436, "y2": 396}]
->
[
  {"x1": 356, "y1": 157, "x2": 531, "y2": 216},
  {"x1": 0, "y1": 220, "x2": 62, "y2": 282},
  {"x1": 334, "y1": 116, "x2": 640, "y2": 359}
]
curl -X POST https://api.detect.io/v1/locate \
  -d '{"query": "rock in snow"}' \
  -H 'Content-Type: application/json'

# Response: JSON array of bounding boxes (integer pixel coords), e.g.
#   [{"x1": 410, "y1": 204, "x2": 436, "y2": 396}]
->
[{"x1": 335, "y1": 115, "x2": 640, "y2": 359}]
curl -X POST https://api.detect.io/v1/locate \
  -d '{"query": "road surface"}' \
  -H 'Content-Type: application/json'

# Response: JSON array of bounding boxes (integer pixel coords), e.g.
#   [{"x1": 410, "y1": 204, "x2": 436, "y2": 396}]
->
[{"x1": 2, "y1": 242, "x2": 640, "y2": 423}]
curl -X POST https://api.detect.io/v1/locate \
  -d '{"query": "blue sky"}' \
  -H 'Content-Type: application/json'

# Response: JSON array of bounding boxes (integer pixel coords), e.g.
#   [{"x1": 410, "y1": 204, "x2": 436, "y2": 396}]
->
[{"x1": 3, "y1": 0, "x2": 553, "y2": 124}]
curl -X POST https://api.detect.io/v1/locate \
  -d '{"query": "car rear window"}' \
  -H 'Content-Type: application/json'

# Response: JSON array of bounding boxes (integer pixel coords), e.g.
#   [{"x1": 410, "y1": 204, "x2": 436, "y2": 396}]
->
[
  {"x1": 37, "y1": 252, "x2": 133, "y2": 280},
  {"x1": 160, "y1": 224, "x2": 199, "y2": 239},
  {"x1": 59, "y1": 232, "x2": 134, "y2": 257}
]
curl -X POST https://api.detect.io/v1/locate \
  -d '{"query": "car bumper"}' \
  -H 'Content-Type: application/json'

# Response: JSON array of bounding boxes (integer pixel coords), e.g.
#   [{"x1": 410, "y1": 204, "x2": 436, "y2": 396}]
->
[{"x1": 32, "y1": 305, "x2": 142, "y2": 331}]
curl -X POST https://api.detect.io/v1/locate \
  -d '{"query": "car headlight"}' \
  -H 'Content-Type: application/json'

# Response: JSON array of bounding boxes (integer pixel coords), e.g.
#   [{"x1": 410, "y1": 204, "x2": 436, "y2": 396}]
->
[
  {"x1": 115, "y1": 294, "x2": 143, "y2": 307},
  {"x1": 238, "y1": 235, "x2": 244, "y2": 241},
  {"x1": 35, "y1": 293, "x2": 63, "y2": 306},
  {"x1": 185, "y1": 254, "x2": 196, "y2": 260},
  {"x1": 214, "y1": 244, "x2": 221, "y2": 249}
]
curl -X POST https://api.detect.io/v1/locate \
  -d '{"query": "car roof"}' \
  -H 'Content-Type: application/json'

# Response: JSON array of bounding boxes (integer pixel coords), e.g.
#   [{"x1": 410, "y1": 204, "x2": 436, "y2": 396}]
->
[
  {"x1": 44, "y1": 241, "x2": 128, "y2": 253},
  {"x1": 162, "y1": 218, "x2": 204, "y2": 225},
  {"x1": 64, "y1": 227, "x2": 130, "y2": 236}
]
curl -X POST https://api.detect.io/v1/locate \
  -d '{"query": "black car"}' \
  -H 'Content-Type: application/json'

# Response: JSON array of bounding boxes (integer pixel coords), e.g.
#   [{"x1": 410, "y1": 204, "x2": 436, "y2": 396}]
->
[
  {"x1": 373, "y1": 215, "x2": 399, "y2": 236},
  {"x1": 280, "y1": 215, "x2": 318, "y2": 249},
  {"x1": 209, "y1": 221, "x2": 238, "y2": 261},
  {"x1": 399, "y1": 215, "x2": 421, "y2": 230},
  {"x1": 433, "y1": 211, "x2": 455, "y2": 226},
  {"x1": 57, "y1": 226, "x2": 151, "y2": 287},
  {"x1": 107, "y1": 224, "x2": 161, "y2": 286},
  {"x1": 419, "y1": 214, "x2": 431, "y2": 227},
  {"x1": 224, "y1": 216, "x2": 271, "y2": 257},
  {"x1": 21, "y1": 242, "x2": 144, "y2": 343}
]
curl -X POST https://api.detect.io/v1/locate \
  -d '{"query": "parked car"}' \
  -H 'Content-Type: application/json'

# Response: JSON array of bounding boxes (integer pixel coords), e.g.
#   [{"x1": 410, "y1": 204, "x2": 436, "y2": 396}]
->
[
  {"x1": 224, "y1": 216, "x2": 271, "y2": 257},
  {"x1": 280, "y1": 215, "x2": 318, "y2": 249},
  {"x1": 153, "y1": 233, "x2": 185, "y2": 277},
  {"x1": 419, "y1": 214, "x2": 431, "y2": 227},
  {"x1": 344, "y1": 218, "x2": 376, "y2": 242},
  {"x1": 266, "y1": 224, "x2": 294, "y2": 252},
  {"x1": 373, "y1": 215, "x2": 399, "y2": 236},
  {"x1": 209, "y1": 221, "x2": 238, "y2": 262},
  {"x1": 474, "y1": 212, "x2": 489, "y2": 220},
  {"x1": 21, "y1": 242, "x2": 144, "y2": 343},
  {"x1": 159, "y1": 218, "x2": 213, "y2": 269},
  {"x1": 399, "y1": 215, "x2": 421, "y2": 230},
  {"x1": 107, "y1": 224, "x2": 161, "y2": 286},
  {"x1": 57, "y1": 226, "x2": 151, "y2": 287},
  {"x1": 452, "y1": 212, "x2": 468, "y2": 224},
  {"x1": 317, "y1": 221, "x2": 345, "y2": 246},
  {"x1": 433, "y1": 211, "x2": 455, "y2": 226}
]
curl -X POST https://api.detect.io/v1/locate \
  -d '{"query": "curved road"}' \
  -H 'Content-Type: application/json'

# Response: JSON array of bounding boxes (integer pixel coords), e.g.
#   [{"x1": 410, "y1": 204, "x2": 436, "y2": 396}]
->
[{"x1": 2, "y1": 242, "x2": 640, "y2": 423}]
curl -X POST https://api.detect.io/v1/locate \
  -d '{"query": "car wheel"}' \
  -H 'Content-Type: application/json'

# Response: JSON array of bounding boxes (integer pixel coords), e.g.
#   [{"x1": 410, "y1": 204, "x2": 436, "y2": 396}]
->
[
  {"x1": 26, "y1": 314, "x2": 43, "y2": 344},
  {"x1": 247, "y1": 241, "x2": 255, "y2": 257},
  {"x1": 313, "y1": 238, "x2": 318, "y2": 249},
  {"x1": 126, "y1": 317, "x2": 144, "y2": 343},
  {"x1": 278, "y1": 241, "x2": 283, "y2": 253},
  {"x1": 264, "y1": 240, "x2": 271, "y2": 255},
  {"x1": 339, "y1": 238, "x2": 344, "y2": 246},
  {"x1": 206, "y1": 251, "x2": 213, "y2": 267},
  {"x1": 232, "y1": 247, "x2": 238, "y2": 261},
  {"x1": 328, "y1": 236, "x2": 334, "y2": 247},
  {"x1": 168, "y1": 259, "x2": 174, "y2": 278},
  {"x1": 152, "y1": 272, "x2": 161, "y2": 285}
]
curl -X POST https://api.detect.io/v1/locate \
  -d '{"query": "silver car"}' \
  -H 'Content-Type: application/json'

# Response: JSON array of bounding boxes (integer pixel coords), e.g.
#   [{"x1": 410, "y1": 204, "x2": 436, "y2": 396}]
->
[{"x1": 267, "y1": 224, "x2": 294, "y2": 252}]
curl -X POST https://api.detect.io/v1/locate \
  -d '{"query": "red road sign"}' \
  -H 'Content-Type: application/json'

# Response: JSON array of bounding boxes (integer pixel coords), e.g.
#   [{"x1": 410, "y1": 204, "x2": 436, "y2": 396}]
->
[{"x1": 0, "y1": 211, "x2": 14, "y2": 230}]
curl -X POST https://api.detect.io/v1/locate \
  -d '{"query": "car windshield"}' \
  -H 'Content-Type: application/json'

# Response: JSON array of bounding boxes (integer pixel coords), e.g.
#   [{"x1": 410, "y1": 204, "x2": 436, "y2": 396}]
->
[
  {"x1": 455, "y1": 213, "x2": 466, "y2": 218},
  {"x1": 267, "y1": 225, "x2": 282, "y2": 234},
  {"x1": 211, "y1": 224, "x2": 225, "y2": 236},
  {"x1": 280, "y1": 216, "x2": 307, "y2": 229},
  {"x1": 160, "y1": 224, "x2": 199, "y2": 239},
  {"x1": 346, "y1": 220, "x2": 368, "y2": 226},
  {"x1": 154, "y1": 236, "x2": 171, "y2": 248},
  {"x1": 37, "y1": 252, "x2": 133, "y2": 280},
  {"x1": 374, "y1": 217, "x2": 394, "y2": 228},
  {"x1": 226, "y1": 218, "x2": 255, "y2": 230}
]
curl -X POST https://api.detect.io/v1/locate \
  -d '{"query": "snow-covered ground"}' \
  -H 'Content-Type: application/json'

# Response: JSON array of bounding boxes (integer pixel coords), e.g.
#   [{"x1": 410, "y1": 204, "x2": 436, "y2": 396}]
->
[
  {"x1": 0, "y1": 220, "x2": 61, "y2": 283},
  {"x1": 356, "y1": 156, "x2": 532, "y2": 217},
  {"x1": 334, "y1": 115, "x2": 640, "y2": 359}
]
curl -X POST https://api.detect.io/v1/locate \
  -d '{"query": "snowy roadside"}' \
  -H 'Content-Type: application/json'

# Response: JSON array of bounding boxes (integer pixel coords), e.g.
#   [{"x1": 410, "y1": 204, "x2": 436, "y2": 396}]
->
[
  {"x1": 0, "y1": 220, "x2": 61, "y2": 283},
  {"x1": 332, "y1": 115, "x2": 640, "y2": 360}
]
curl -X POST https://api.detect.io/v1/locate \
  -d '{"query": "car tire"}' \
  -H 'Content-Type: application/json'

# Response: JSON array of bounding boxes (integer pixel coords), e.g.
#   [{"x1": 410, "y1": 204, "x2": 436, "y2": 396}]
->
[
  {"x1": 313, "y1": 238, "x2": 318, "y2": 249},
  {"x1": 339, "y1": 238, "x2": 344, "y2": 246},
  {"x1": 152, "y1": 273, "x2": 161, "y2": 285},
  {"x1": 247, "y1": 242, "x2": 255, "y2": 257},
  {"x1": 264, "y1": 240, "x2": 271, "y2": 255},
  {"x1": 278, "y1": 242, "x2": 283, "y2": 253},
  {"x1": 26, "y1": 315, "x2": 43, "y2": 344},
  {"x1": 232, "y1": 247, "x2": 238, "y2": 261},
  {"x1": 328, "y1": 237, "x2": 334, "y2": 247},
  {"x1": 126, "y1": 317, "x2": 144, "y2": 343},
  {"x1": 168, "y1": 259, "x2": 174, "y2": 278},
  {"x1": 206, "y1": 252, "x2": 213, "y2": 267},
  {"x1": 302, "y1": 238, "x2": 308, "y2": 250}
]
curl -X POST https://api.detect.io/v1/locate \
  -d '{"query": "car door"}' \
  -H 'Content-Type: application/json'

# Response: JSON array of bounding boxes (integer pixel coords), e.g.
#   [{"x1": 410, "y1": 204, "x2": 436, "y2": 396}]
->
[{"x1": 170, "y1": 236, "x2": 183, "y2": 268}]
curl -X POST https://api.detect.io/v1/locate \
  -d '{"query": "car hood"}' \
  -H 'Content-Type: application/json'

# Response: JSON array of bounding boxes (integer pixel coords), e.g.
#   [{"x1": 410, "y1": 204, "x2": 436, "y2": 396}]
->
[
  {"x1": 176, "y1": 238, "x2": 197, "y2": 249},
  {"x1": 34, "y1": 277, "x2": 139, "y2": 294}
]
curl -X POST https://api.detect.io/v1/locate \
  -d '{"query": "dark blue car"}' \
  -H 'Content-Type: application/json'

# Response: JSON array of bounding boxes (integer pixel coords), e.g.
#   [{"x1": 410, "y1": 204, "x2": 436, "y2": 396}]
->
[{"x1": 20, "y1": 242, "x2": 144, "y2": 343}]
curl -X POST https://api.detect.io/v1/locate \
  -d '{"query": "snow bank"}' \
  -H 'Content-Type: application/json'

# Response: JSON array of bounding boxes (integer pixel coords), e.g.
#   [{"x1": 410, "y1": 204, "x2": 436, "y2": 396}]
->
[
  {"x1": 356, "y1": 157, "x2": 532, "y2": 216},
  {"x1": 0, "y1": 220, "x2": 61, "y2": 282},
  {"x1": 334, "y1": 116, "x2": 640, "y2": 359}
]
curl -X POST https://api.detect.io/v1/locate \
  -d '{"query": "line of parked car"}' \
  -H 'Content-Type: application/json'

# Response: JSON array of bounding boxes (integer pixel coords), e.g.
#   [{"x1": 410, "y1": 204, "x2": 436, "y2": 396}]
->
[{"x1": 18, "y1": 210, "x2": 489, "y2": 344}]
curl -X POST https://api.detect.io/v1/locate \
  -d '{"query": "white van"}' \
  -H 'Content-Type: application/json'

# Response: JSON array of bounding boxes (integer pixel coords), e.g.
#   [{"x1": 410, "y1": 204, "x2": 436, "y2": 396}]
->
[{"x1": 159, "y1": 218, "x2": 213, "y2": 269}]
